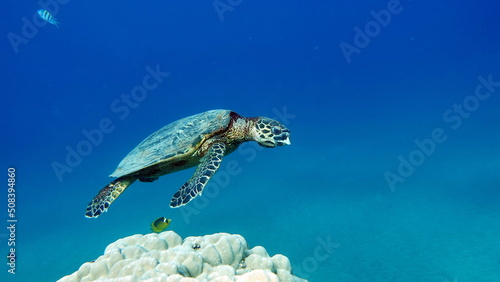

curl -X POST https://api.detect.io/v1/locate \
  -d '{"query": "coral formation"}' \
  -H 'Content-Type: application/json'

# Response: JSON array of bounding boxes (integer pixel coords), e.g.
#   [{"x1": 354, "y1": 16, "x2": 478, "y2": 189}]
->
[{"x1": 58, "y1": 231, "x2": 307, "y2": 281}]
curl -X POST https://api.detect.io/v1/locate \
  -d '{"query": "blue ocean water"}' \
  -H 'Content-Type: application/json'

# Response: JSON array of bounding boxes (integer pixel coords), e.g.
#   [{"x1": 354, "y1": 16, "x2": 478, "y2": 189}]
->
[{"x1": 2, "y1": 0, "x2": 500, "y2": 281}]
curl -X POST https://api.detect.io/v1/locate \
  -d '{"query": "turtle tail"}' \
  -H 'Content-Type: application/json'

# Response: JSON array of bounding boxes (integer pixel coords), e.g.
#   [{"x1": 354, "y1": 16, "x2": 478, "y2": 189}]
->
[{"x1": 85, "y1": 176, "x2": 136, "y2": 218}]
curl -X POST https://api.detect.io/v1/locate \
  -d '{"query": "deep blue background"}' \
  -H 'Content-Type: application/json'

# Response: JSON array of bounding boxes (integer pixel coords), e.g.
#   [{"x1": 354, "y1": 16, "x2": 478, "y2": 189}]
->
[{"x1": 2, "y1": 0, "x2": 500, "y2": 281}]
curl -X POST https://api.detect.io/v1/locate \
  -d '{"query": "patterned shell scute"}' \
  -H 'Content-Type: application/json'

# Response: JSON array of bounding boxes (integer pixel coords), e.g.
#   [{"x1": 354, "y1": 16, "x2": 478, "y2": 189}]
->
[{"x1": 110, "y1": 110, "x2": 232, "y2": 178}]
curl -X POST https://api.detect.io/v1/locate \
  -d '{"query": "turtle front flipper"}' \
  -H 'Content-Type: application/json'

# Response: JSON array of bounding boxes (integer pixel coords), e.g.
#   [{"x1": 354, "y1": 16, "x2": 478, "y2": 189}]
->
[
  {"x1": 170, "y1": 142, "x2": 226, "y2": 208},
  {"x1": 85, "y1": 176, "x2": 136, "y2": 218}
]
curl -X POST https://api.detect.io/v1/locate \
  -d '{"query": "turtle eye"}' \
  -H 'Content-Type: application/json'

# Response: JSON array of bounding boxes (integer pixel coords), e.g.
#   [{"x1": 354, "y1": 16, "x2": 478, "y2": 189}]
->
[{"x1": 272, "y1": 126, "x2": 281, "y2": 135}]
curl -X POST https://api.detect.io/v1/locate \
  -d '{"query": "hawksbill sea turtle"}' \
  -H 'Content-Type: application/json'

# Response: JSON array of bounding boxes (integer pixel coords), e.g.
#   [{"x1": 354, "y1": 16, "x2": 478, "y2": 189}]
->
[{"x1": 85, "y1": 109, "x2": 291, "y2": 218}]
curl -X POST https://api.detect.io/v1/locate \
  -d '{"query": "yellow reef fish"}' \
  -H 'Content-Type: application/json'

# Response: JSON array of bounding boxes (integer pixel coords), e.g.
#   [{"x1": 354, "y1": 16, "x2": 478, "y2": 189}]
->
[
  {"x1": 150, "y1": 217, "x2": 171, "y2": 233},
  {"x1": 37, "y1": 9, "x2": 59, "y2": 28}
]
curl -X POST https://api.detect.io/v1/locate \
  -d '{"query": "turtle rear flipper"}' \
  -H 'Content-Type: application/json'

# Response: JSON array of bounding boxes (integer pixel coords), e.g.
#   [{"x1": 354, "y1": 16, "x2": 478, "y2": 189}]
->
[
  {"x1": 85, "y1": 176, "x2": 136, "y2": 218},
  {"x1": 170, "y1": 142, "x2": 226, "y2": 208}
]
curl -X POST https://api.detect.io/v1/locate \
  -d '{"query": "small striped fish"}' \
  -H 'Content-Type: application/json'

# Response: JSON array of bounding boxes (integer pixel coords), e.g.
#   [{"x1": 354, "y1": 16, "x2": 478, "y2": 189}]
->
[{"x1": 37, "y1": 9, "x2": 59, "y2": 28}]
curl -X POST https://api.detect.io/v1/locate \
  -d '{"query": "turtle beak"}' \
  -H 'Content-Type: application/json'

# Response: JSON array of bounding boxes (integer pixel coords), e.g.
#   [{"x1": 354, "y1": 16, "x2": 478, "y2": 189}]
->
[{"x1": 275, "y1": 133, "x2": 291, "y2": 146}]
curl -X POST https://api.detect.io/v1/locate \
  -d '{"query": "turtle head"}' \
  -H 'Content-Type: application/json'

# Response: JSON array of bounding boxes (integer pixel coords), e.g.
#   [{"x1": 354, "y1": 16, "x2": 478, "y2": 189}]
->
[{"x1": 252, "y1": 117, "x2": 291, "y2": 148}]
